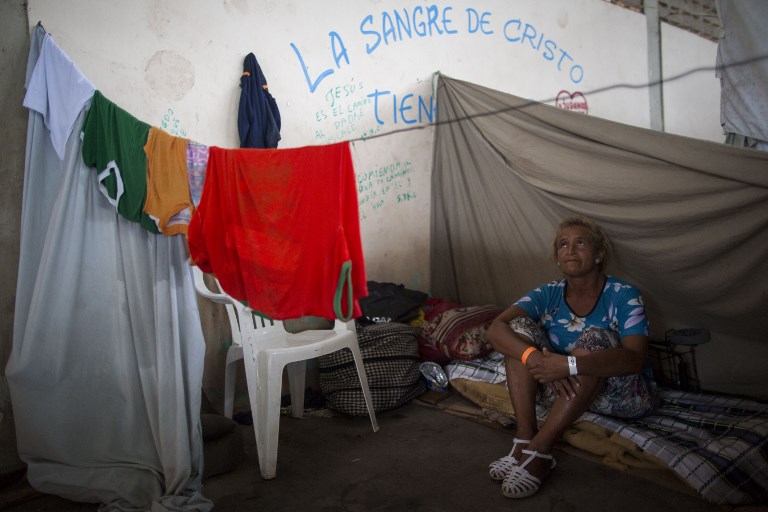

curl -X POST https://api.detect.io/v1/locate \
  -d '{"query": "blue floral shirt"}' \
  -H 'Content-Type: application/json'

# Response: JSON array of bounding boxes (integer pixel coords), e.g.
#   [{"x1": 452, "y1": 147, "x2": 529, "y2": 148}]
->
[{"x1": 514, "y1": 276, "x2": 648, "y2": 354}]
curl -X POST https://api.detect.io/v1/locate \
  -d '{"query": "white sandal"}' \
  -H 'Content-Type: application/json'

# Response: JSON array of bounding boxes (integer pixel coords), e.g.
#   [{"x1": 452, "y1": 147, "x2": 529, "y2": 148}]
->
[
  {"x1": 501, "y1": 449, "x2": 554, "y2": 499},
  {"x1": 488, "y1": 438, "x2": 529, "y2": 481}
]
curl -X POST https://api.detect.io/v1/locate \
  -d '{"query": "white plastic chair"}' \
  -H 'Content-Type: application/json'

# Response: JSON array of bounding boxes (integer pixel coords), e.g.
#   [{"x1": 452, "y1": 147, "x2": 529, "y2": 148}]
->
[
  {"x1": 191, "y1": 265, "x2": 379, "y2": 479},
  {"x1": 191, "y1": 265, "x2": 245, "y2": 419}
]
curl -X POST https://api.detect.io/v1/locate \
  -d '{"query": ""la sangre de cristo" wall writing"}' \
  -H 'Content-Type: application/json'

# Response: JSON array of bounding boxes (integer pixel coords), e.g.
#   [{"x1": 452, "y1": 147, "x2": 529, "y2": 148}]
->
[
  {"x1": 292, "y1": 5, "x2": 585, "y2": 92},
  {"x1": 289, "y1": 4, "x2": 586, "y2": 219}
]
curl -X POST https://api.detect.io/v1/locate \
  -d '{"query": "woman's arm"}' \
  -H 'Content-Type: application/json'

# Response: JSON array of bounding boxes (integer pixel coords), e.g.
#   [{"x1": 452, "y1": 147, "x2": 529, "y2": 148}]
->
[
  {"x1": 530, "y1": 334, "x2": 649, "y2": 383},
  {"x1": 486, "y1": 305, "x2": 537, "y2": 360},
  {"x1": 571, "y1": 334, "x2": 648, "y2": 377},
  {"x1": 489, "y1": 305, "x2": 582, "y2": 399}
]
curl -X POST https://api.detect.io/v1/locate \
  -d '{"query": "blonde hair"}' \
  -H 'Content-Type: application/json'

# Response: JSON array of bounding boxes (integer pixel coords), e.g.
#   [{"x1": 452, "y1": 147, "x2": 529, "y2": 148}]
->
[{"x1": 552, "y1": 216, "x2": 613, "y2": 272}]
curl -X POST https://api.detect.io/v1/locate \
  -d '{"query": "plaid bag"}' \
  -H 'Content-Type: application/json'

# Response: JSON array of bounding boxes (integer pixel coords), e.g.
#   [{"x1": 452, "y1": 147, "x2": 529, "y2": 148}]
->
[{"x1": 319, "y1": 322, "x2": 425, "y2": 415}]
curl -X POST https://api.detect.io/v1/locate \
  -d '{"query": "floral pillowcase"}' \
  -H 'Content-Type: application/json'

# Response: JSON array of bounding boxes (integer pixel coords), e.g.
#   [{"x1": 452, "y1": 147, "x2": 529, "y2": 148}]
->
[{"x1": 420, "y1": 305, "x2": 504, "y2": 361}]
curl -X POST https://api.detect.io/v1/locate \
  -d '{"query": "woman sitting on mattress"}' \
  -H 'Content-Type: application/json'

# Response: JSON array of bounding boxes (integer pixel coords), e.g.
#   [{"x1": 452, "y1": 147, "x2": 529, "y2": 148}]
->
[{"x1": 486, "y1": 215, "x2": 658, "y2": 499}]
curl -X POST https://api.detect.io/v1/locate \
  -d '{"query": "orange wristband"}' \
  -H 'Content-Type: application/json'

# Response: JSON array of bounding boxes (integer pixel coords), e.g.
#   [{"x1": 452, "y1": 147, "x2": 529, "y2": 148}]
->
[{"x1": 521, "y1": 346, "x2": 539, "y2": 366}]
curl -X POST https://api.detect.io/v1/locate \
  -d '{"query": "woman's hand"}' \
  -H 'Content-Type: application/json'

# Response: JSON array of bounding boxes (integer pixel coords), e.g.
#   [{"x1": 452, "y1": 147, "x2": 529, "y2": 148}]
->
[
  {"x1": 547, "y1": 376, "x2": 580, "y2": 400},
  {"x1": 528, "y1": 349, "x2": 580, "y2": 399}
]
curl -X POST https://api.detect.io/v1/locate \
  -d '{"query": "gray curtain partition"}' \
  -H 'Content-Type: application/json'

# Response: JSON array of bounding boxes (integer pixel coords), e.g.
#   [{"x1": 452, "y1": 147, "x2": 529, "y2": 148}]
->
[
  {"x1": 430, "y1": 74, "x2": 768, "y2": 347},
  {"x1": 6, "y1": 25, "x2": 212, "y2": 511}
]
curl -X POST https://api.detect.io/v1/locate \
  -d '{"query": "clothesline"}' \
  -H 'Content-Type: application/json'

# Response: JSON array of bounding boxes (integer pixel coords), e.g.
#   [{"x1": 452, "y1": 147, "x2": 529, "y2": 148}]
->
[
  {"x1": 353, "y1": 54, "x2": 768, "y2": 144},
  {"x1": 23, "y1": 29, "x2": 369, "y2": 322}
]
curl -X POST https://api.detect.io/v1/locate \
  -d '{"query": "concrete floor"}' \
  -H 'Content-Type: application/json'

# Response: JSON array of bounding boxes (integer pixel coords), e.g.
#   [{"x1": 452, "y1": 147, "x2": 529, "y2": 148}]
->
[{"x1": 2, "y1": 394, "x2": 764, "y2": 512}]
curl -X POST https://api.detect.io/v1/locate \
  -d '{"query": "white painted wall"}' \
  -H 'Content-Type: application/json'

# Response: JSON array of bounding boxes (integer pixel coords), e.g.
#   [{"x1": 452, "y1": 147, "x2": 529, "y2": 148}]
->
[
  {"x1": 662, "y1": 22, "x2": 723, "y2": 141},
  {"x1": 28, "y1": 0, "x2": 721, "y2": 294}
]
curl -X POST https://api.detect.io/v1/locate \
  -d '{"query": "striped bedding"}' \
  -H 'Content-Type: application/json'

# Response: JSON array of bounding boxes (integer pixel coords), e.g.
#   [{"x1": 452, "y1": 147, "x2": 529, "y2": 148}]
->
[{"x1": 446, "y1": 352, "x2": 768, "y2": 505}]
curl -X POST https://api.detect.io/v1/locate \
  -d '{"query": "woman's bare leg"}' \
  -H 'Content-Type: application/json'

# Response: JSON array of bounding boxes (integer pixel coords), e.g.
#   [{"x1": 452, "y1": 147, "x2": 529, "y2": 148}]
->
[
  {"x1": 505, "y1": 354, "x2": 539, "y2": 458},
  {"x1": 520, "y1": 347, "x2": 603, "y2": 477}
]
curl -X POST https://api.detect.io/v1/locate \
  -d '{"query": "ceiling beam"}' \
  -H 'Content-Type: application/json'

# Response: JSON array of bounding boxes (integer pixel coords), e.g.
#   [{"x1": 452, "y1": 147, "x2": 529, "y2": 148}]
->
[{"x1": 604, "y1": 0, "x2": 721, "y2": 42}]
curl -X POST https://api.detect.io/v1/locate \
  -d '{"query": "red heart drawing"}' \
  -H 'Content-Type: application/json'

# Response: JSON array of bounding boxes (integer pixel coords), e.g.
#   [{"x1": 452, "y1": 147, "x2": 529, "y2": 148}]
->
[{"x1": 555, "y1": 91, "x2": 588, "y2": 114}]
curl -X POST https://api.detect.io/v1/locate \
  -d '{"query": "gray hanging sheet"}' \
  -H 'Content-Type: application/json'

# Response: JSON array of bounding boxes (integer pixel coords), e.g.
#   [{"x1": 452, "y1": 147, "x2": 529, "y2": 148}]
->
[
  {"x1": 430, "y1": 74, "x2": 768, "y2": 348},
  {"x1": 6, "y1": 25, "x2": 212, "y2": 511}
]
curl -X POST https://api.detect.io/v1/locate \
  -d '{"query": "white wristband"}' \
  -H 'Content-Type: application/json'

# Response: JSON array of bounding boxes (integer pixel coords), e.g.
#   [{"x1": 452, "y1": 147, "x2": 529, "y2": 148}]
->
[{"x1": 568, "y1": 356, "x2": 578, "y2": 376}]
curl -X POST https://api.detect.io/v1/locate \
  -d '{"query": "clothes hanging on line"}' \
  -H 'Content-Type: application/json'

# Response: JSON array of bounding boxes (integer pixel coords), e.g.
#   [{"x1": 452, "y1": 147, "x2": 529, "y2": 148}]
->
[
  {"x1": 25, "y1": 35, "x2": 366, "y2": 321},
  {"x1": 23, "y1": 32, "x2": 95, "y2": 160},
  {"x1": 186, "y1": 140, "x2": 210, "y2": 207},
  {"x1": 187, "y1": 142, "x2": 367, "y2": 321},
  {"x1": 144, "y1": 126, "x2": 194, "y2": 235},
  {"x1": 716, "y1": 0, "x2": 768, "y2": 145},
  {"x1": 238, "y1": 52, "x2": 281, "y2": 149},
  {"x1": 81, "y1": 90, "x2": 208, "y2": 236},
  {"x1": 81, "y1": 90, "x2": 159, "y2": 233}
]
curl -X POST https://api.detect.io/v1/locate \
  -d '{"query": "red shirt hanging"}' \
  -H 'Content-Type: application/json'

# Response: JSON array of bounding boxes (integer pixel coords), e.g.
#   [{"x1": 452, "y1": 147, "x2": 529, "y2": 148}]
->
[{"x1": 187, "y1": 142, "x2": 367, "y2": 320}]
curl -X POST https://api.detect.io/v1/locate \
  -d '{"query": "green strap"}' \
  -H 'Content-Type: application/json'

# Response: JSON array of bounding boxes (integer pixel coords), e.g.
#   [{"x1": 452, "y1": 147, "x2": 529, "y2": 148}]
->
[
  {"x1": 333, "y1": 261, "x2": 354, "y2": 321},
  {"x1": 239, "y1": 262, "x2": 354, "y2": 321}
]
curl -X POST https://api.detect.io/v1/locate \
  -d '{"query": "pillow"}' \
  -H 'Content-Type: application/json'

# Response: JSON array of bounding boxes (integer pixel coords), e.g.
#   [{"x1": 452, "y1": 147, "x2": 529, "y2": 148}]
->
[
  {"x1": 421, "y1": 305, "x2": 504, "y2": 360},
  {"x1": 422, "y1": 296, "x2": 463, "y2": 322},
  {"x1": 417, "y1": 335, "x2": 452, "y2": 366}
]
